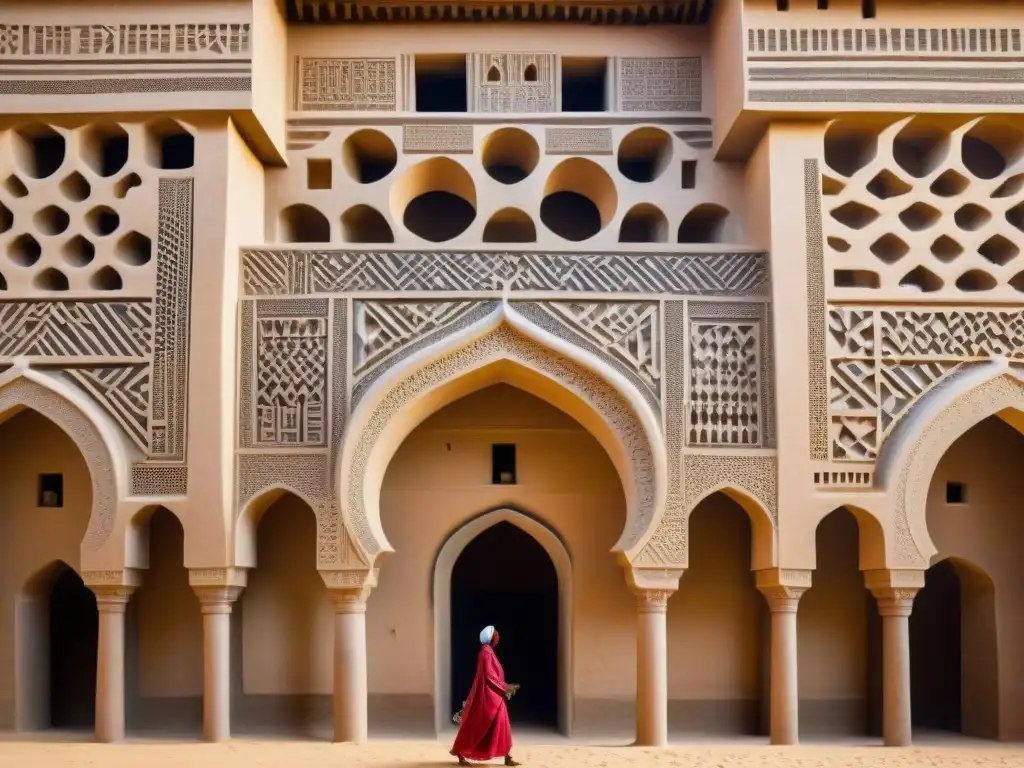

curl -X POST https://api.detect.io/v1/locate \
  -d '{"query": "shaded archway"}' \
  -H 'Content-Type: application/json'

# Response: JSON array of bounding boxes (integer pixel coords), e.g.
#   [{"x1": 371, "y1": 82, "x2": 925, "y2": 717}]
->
[
  {"x1": 799, "y1": 507, "x2": 883, "y2": 739},
  {"x1": 432, "y1": 507, "x2": 573, "y2": 736},
  {"x1": 451, "y1": 522, "x2": 558, "y2": 729},
  {"x1": 910, "y1": 558, "x2": 998, "y2": 739},
  {"x1": 17, "y1": 562, "x2": 97, "y2": 732},
  {"x1": 670, "y1": 492, "x2": 767, "y2": 736},
  {"x1": 236, "y1": 492, "x2": 330, "y2": 738},
  {"x1": 126, "y1": 506, "x2": 202, "y2": 737}
]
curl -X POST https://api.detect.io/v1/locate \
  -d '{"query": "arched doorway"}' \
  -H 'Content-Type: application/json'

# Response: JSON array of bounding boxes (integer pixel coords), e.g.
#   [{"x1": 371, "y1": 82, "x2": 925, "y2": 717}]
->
[
  {"x1": 49, "y1": 566, "x2": 98, "y2": 729},
  {"x1": 17, "y1": 562, "x2": 98, "y2": 732},
  {"x1": 450, "y1": 521, "x2": 559, "y2": 730}
]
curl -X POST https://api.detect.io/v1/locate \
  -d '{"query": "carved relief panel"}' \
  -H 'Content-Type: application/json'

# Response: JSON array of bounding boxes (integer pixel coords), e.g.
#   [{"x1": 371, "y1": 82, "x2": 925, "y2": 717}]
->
[{"x1": 469, "y1": 53, "x2": 555, "y2": 113}]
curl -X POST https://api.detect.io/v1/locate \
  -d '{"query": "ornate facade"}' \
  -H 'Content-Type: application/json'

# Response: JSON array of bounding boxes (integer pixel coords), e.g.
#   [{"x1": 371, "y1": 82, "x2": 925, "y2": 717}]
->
[{"x1": 0, "y1": 0, "x2": 1022, "y2": 749}]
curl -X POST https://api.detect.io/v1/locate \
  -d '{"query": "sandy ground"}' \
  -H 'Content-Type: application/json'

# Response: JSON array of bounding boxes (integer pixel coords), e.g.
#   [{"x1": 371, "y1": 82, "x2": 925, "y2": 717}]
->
[{"x1": 0, "y1": 739, "x2": 1021, "y2": 768}]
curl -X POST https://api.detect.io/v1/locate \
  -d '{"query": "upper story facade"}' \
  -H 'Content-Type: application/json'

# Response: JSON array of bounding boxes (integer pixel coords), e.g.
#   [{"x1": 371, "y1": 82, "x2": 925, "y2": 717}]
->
[{"x1": 0, "y1": 0, "x2": 1023, "y2": 585}]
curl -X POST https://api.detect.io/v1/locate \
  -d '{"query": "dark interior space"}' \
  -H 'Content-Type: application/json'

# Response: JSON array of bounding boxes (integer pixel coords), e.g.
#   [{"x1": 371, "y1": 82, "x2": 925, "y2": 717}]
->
[
  {"x1": 451, "y1": 521, "x2": 558, "y2": 729},
  {"x1": 403, "y1": 192, "x2": 476, "y2": 242},
  {"x1": 540, "y1": 192, "x2": 601, "y2": 241},
  {"x1": 49, "y1": 567, "x2": 98, "y2": 729},
  {"x1": 561, "y1": 58, "x2": 607, "y2": 112},
  {"x1": 415, "y1": 55, "x2": 468, "y2": 112},
  {"x1": 910, "y1": 559, "x2": 963, "y2": 733}
]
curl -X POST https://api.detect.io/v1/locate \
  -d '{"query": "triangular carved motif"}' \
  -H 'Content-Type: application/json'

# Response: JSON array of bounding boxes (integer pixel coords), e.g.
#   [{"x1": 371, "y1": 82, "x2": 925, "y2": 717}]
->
[{"x1": 67, "y1": 364, "x2": 151, "y2": 454}]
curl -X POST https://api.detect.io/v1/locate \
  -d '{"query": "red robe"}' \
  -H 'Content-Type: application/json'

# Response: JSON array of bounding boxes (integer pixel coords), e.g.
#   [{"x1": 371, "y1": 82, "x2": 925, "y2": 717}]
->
[{"x1": 450, "y1": 643, "x2": 513, "y2": 760}]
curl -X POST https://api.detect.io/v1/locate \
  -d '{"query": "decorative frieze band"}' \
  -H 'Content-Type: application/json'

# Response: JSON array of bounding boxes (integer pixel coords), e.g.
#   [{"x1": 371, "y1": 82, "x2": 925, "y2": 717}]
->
[{"x1": 0, "y1": 23, "x2": 251, "y2": 59}]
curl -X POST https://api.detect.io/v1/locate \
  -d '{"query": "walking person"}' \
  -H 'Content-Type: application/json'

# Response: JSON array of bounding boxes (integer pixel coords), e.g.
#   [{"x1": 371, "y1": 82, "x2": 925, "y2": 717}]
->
[{"x1": 451, "y1": 625, "x2": 521, "y2": 766}]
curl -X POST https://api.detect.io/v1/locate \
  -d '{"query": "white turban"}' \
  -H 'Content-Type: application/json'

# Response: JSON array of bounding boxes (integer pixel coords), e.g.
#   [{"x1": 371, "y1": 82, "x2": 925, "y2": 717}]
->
[{"x1": 479, "y1": 625, "x2": 495, "y2": 645}]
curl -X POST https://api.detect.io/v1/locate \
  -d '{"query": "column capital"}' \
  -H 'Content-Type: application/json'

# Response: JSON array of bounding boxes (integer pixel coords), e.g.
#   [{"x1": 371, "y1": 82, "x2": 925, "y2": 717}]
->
[
  {"x1": 188, "y1": 566, "x2": 248, "y2": 589},
  {"x1": 322, "y1": 568, "x2": 377, "y2": 614},
  {"x1": 756, "y1": 568, "x2": 811, "y2": 613},
  {"x1": 633, "y1": 588, "x2": 673, "y2": 613},
  {"x1": 193, "y1": 585, "x2": 245, "y2": 614},
  {"x1": 92, "y1": 585, "x2": 136, "y2": 612},
  {"x1": 864, "y1": 568, "x2": 923, "y2": 616},
  {"x1": 625, "y1": 565, "x2": 683, "y2": 593}
]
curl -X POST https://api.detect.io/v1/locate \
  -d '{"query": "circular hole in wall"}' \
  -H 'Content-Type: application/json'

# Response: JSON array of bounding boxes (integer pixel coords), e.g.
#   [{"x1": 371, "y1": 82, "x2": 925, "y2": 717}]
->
[
  {"x1": 678, "y1": 204, "x2": 730, "y2": 243},
  {"x1": 340, "y1": 205, "x2": 395, "y2": 243},
  {"x1": 34, "y1": 205, "x2": 71, "y2": 236},
  {"x1": 619, "y1": 203, "x2": 668, "y2": 243},
  {"x1": 955, "y1": 269, "x2": 997, "y2": 292},
  {"x1": 85, "y1": 206, "x2": 120, "y2": 236},
  {"x1": 898, "y1": 202, "x2": 941, "y2": 232},
  {"x1": 90, "y1": 265, "x2": 123, "y2": 290},
  {"x1": 482, "y1": 127, "x2": 539, "y2": 185},
  {"x1": 62, "y1": 235, "x2": 96, "y2": 267},
  {"x1": 279, "y1": 204, "x2": 330, "y2": 243},
  {"x1": 929, "y1": 169, "x2": 969, "y2": 197},
  {"x1": 4, "y1": 175, "x2": 28, "y2": 198},
  {"x1": 962, "y1": 117, "x2": 1024, "y2": 180},
  {"x1": 954, "y1": 204, "x2": 992, "y2": 231},
  {"x1": 866, "y1": 169, "x2": 912, "y2": 199},
  {"x1": 0, "y1": 202, "x2": 11, "y2": 234},
  {"x1": 617, "y1": 127, "x2": 672, "y2": 183},
  {"x1": 391, "y1": 157, "x2": 476, "y2": 242},
  {"x1": 60, "y1": 172, "x2": 92, "y2": 202},
  {"x1": 116, "y1": 231, "x2": 153, "y2": 266},
  {"x1": 114, "y1": 173, "x2": 143, "y2": 200},
  {"x1": 831, "y1": 201, "x2": 879, "y2": 230},
  {"x1": 8, "y1": 234, "x2": 42, "y2": 267},
  {"x1": 13, "y1": 123, "x2": 66, "y2": 179},
  {"x1": 343, "y1": 129, "x2": 398, "y2": 184},
  {"x1": 482, "y1": 208, "x2": 536, "y2": 243},
  {"x1": 540, "y1": 158, "x2": 616, "y2": 242},
  {"x1": 34, "y1": 267, "x2": 69, "y2": 291},
  {"x1": 931, "y1": 235, "x2": 963, "y2": 262},
  {"x1": 899, "y1": 265, "x2": 943, "y2": 293},
  {"x1": 82, "y1": 123, "x2": 130, "y2": 178},
  {"x1": 978, "y1": 235, "x2": 1019, "y2": 266}
]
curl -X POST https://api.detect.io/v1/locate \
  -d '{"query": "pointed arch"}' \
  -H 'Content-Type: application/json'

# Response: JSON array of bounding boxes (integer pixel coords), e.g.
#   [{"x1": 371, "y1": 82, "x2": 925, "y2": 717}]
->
[
  {"x1": 337, "y1": 302, "x2": 666, "y2": 567},
  {"x1": 686, "y1": 484, "x2": 776, "y2": 570},
  {"x1": 878, "y1": 360, "x2": 1024, "y2": 567},
  {"x1": 235, "y1": 484, "x2": 320, "y2": 567},
  {"x1": 0, "y1": 366, "x2": 127, "y2": 559},
  {"x1": 432, "y1": 507, "x2": 572, "y2": 735}
]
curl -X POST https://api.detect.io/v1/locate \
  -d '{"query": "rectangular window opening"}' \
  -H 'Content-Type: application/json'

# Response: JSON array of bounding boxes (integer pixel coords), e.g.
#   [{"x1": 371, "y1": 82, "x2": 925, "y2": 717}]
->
[
  {"x1": 492, "y1": 444, "x2": 517, "y2": 485},
  {"x1": 817, "y1": 0, "x2": 829, "y2": 8},
  {"x1": 776, "y1": 0, "x2": 789, "y2": 10},
  {"x1": 38, "y1": 473, "x2": 63, "y2": 508},
  {"x1": 862, "y1": 0, "x2": 876, "y2": 18},
  {"x1": 307, "y1": 158, "x2": 332, "y2": 190},
  {"x1": 561, "y1": 57, "x2": 607, "y2": 112},
  {"x1": 946, "y1": 482, "x2": 966, "y2": 505},
  {"x1": 681, "y1": 160, "x2": 697, "y2": 189},
  {"x1": 415, "y1": 54, "x2": 468, "y2": 112}
]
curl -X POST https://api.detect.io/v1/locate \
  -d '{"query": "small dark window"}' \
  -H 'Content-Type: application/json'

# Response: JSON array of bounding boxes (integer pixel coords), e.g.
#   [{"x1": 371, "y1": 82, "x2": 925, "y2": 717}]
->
[
  {"x1": 307, "y1": 158, "x2": 332, "y2": 190},
  {"x1": 818, "y1": 0, "x2": 829, "y2": 8},
  {"x1": 776, "y1": 0, "x2": 789, "y2": 9},
  {"x1": 561, "y1": 58, "x2": 607, "y2": 112},
  {"x1": 946, "y1": 482, "x2": 966, "y2": 504},
  {"x1": 487, "y1": 65, "x2": 501, "y2": 82},
  {"x1": 524, "y1": 64, "x2": 538, "y2": 82},
  {"x1": 492, "y1": 444, "x2": 517, "y2": 485},
  {"x1": 862, "y1": 0, "x2": 876, "y2": 18},
  {"x1": 415, "y1": 55, "x2": 468, "y2": 112},
  {"x1": 681, "y1": 160, "x2": 697, "y2": 189},
  {"x1": 39, "y1": 473, "x2": 63, "y2": 508}
]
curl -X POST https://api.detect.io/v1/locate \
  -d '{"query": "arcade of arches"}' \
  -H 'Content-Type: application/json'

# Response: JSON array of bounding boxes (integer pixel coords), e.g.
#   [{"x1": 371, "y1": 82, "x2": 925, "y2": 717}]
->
[{"x1": 0, "y1": 391, "x2": 1021, "y2": 745}]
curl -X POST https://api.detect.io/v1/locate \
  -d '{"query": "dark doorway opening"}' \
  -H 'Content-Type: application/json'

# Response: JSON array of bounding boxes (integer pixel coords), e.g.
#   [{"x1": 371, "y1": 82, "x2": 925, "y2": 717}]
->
[
  {"x1": 451, "y1": 521, "x2": 558, "y2": 729},
  {"x1": 50, "y1": 567, "x2": 98, "y2": 728}
]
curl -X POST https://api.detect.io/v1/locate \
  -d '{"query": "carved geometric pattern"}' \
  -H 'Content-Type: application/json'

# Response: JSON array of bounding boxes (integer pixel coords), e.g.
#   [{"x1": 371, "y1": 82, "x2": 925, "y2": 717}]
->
[
  {"x1": 683, "y1": 453, "x2": 777, "y2": 527},
  {"x1": 619, "y1": 57, "x2": 701, "y2": 112},
  {"x1": 545, "y1": 127, "x2": 613, "y2": 155},
  {"x1": 330, "y1": 299, "x2": 348, "y2": 490},
  {"x1": 254, "y1": 317, "x2": 328, "y2": 446},
  {"x1": 539, "y1": 302, "x2": 660, "y2": 399},
  {"x1": 344, "y1": 325, "x2": 657, "y2": 560},
  {"x1": 0, "y1": 23, "x2": 250, "y2": 58},
  {"x1": 242, "y1": 250, "x2": 769, "y2": 297},
  {"x1": 0, "y1": 377, "x2": 116, "y2": 551},
  {"x1": 131, "y1": 464, "x2": 188, "y2": 497},
  {"x1": 67, "y1": 365, "x2": 151, "y2": 453},
  {"x1": 688, "y1": 321, "x2": 761, "y2": 447},
  {"x1": 150, "y1": 178, "x2": 194, "y2": 461},
  {"x1": 237, "y1": 452, "x2": 329, "y2": 514},
  {"x1": 295, "y1": 57, "x2": 396, "y2": 111},
  {"x1": 470, "y1": 53, "x2": 555, "y2": 113},
  {"x1": 828, "y1": 305, "x2": 1024, "y2": 462},
  {"x1": 0, "y1": 302, "x2": 153, "y2": 360},
  {"x1": 353, "y1": 301, "x2": 480, "y2": 378},
  {"x1": 806, "y1": 160, "x2": 829, "y2": 460},
  {"x1": 747, "y1": 26, "x2": 1024, "y2": 56},
  {"x1": 634, "y1": 300, "x2": 685, "y2": 567}
]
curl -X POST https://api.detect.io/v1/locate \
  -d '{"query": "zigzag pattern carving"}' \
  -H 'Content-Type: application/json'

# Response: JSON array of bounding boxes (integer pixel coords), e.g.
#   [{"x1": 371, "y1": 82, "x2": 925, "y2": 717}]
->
[
  {"x1": 0, "y1": 302, "x2": 153, "y2": 359},
  {"x1": 67, "y1": 365, "x2": 151, "y2": 453},
  {"x1": 538, "y1": 302, "x2": 660, "y2": 397},
  {"x1": 352, "y1": 301, "x2": 479, "y2": 377}
]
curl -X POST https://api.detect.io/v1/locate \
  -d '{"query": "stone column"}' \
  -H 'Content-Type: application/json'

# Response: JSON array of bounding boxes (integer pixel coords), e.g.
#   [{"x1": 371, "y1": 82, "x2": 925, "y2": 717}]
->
[
  {"x1": 756, "y1": 569, "x2": 811, "y2": 746},
  {"x1": 866, "y1": 570, "x2": 923, "y2": 747},
  {"x1": 323, "y1": 569, "x2": 376, "y2": 744},
  {"x1": 90, "y1": 584, "x2": 135, "y2": 743},
  {"x1": 191, "y1": 574, "x2": 245, "y2": 743},
  {"x1": 626, "y1": 567, "x2": 681, "y2": 748}
]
